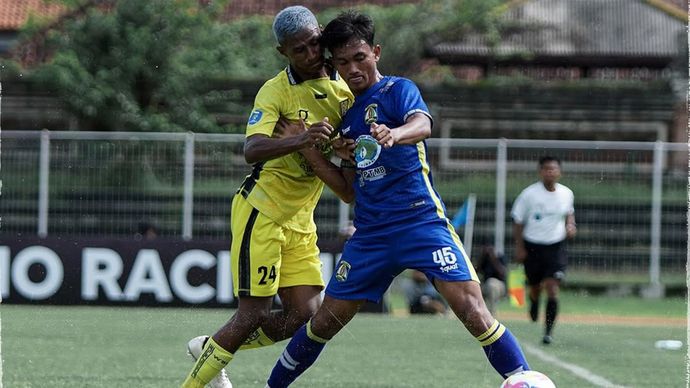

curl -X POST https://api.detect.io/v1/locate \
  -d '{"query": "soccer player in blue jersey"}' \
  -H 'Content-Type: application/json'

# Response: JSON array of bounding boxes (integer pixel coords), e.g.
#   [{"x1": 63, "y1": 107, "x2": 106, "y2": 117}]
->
[
  {"x1": 265, "y1": 10, "x2": 530, "y2": 387},
  {"x1": 181, "y1": 6, "x2": 354, "y2": 388}
]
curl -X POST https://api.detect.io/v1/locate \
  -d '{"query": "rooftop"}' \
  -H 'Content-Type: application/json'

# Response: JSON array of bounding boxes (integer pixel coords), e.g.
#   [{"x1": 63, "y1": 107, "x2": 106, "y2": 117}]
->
[
  {"x1": 429, "y1": 0, "x2": 687, "y2": 68},
  {"x1": 0, "y1": 0, "x2": 66, "y2": 31}
]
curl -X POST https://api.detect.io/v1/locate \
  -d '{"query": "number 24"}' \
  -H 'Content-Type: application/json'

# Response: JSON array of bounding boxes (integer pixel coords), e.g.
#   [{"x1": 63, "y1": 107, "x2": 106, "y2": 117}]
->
[{"x1": 258, "y1": 265, "x2": 277, "y2": 284}]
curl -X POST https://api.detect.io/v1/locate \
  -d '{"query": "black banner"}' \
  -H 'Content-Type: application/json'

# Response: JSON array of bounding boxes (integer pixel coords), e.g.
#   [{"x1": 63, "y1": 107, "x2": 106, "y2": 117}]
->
[{"x1": 0, "y1": 236, "x2": 339, "y2": 308}]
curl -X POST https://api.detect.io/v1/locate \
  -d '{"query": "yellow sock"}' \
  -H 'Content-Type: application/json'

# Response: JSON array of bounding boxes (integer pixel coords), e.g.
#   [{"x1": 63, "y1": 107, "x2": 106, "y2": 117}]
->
[
  {"x1": 239, "y1": 327, "x2": 276, "y2": 350},
  {"x1": 181, "y1": 337, "x2": 234, "y2": 388}
]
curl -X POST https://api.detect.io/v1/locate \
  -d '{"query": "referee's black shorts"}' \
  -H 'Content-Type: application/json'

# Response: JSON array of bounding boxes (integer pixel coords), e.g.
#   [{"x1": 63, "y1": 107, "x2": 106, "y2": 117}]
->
[{"x1": 523, "y1": 240, "x2": 568, "y2": 286}]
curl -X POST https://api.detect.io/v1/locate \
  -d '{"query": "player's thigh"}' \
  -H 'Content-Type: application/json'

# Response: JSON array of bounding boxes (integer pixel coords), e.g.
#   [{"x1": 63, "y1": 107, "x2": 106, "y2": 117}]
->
[
  {"x1": 326, "y1": 231, "x2": 396, "y2": 302},
  {"x1": 545, "y1": 242, "x2": 568, "y2": 281},
  {"x1": 279, "y1": 229, "x2": 325, "y2": 289},
  {"x1": 404, "y1": 219, "x2": 477, "y2": 282},
  {"x1": 524, "y1": 242, "x2": 547, "y2": 286},
  {"x1": 230, "y1": 196, "x2": 285, "y2": 297}
]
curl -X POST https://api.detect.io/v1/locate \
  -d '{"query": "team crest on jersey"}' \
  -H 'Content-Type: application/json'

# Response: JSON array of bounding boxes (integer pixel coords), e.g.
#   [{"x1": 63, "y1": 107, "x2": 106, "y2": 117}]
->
[
  {"x1": 364, "y1": 103, "x2": 378, "y2": 124},
  {"x1": 354, "y1": 135, "x2": 382, "y2": 168},
  {"x1": 248, "y1": 110, "x2": 263, "y2": 125},
  {"x1": 335, "y1": 260, "x2": 351, "y2": 282},
  {"x1": 298, "y1": 109, "x2": 309, "y2": 121},
  {"x1": 340, "y1": 99, "x2": 351, "y2": 116}
]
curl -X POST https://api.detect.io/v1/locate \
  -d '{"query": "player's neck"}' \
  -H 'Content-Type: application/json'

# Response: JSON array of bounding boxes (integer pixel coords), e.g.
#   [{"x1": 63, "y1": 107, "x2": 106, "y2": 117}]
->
[
  {"x1": 542, "y1": 181, "x2": 556, "y2": 191},
  {"x1": 295, "y1": 67, "x2": 328, "y2": 81}
]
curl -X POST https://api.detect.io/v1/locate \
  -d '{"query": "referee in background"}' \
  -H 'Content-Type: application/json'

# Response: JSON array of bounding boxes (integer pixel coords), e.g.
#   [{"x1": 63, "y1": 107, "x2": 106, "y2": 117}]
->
[{"x1": 511, "y1": 156, "x2": 576, "y2": 345}]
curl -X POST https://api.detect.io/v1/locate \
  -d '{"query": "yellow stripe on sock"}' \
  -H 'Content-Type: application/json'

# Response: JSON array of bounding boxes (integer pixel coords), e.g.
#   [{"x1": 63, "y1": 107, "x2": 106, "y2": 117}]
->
[
  {"x1": 306, "y1": 320, "x2": 329, "y2": 344},
  {"x1": 477, "y1": 321, "x2": 506, "y2": 347}
]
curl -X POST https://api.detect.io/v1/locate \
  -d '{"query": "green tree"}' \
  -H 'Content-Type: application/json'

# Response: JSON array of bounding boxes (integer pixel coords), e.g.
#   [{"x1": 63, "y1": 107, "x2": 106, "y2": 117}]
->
[
  {"x1": 29, "y1": 0, "x2": 282, "y2": 132},
  {"x1": 14, "y1": 0, "x2": 506, "y2": 132}
]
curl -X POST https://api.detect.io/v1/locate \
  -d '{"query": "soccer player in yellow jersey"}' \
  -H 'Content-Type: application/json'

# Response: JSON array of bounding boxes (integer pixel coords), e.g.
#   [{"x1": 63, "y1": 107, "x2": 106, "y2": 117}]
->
[{"x1": 181, "y1": 6, "x2": 354, "y2": 388}]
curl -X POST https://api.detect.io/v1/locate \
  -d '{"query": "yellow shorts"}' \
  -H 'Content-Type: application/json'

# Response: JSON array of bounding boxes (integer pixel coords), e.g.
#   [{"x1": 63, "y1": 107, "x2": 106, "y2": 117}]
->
[{"x1": 230, "y1": 194, "x2": 324, "y2": 297}]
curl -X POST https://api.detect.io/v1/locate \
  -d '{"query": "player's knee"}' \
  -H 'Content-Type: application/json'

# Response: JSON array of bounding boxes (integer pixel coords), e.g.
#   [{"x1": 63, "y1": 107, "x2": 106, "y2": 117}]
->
[{"x1": 236, "y1": 304, "x2": 272, "y2": 328}]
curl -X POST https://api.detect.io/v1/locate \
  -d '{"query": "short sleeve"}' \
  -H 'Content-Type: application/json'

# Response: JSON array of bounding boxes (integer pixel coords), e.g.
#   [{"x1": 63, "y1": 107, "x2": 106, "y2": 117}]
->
[
  {"x1": 511, "y1": 190, "x2": 528, "y2": 224},
  {"x1": 246, "y1": 83, "x2": 282, "y2": 138},
  {"x1": 567, "y1": 188, "x2": 575, "y2": 215},
  {"x1": 393, "y1": 79, "x2": 433, "y2": 126}
]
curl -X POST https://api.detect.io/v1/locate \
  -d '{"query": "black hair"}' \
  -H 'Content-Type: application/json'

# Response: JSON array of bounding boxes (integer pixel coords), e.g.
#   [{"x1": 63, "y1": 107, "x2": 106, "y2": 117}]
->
[
  {"x1": 320, "y1": 10, "x2": 375, "y2": 52},
  {"x1": 539, "y1": 155, "x2": 561, "y2": 167}
]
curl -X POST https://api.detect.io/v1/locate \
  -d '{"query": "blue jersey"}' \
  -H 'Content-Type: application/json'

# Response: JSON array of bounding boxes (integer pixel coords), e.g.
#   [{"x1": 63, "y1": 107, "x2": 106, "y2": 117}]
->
[
  {"x1": 340, "y1": 76, "x2": 446, "y2": 230},
  {"x1": 327, "y1": 76, "x2": 478, "y2": 303}
]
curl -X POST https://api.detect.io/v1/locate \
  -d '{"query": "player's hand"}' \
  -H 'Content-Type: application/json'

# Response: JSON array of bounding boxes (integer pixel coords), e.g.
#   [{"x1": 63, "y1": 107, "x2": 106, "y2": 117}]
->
[
  {"x1": 370, "y1": 123, "x2": 396, "y2": 148},
  {"x1": 333, "y1": 137, "x2": 355, "y2": 162},
  {"x1": 274, "y1": 117, "x2": 306, "y2": 138},
  {"x1": 306, "y1": 117, "x2": 334, "y2": 147},
  {"x1": 514, "y1": 246, "x2": 527, "y2": 263}
]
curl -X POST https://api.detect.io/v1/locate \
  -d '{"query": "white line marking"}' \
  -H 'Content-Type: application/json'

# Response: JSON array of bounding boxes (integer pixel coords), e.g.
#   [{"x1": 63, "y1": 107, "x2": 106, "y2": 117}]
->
[{"x1": 523, "y1": 344, "x2": 628, "y2": 388}]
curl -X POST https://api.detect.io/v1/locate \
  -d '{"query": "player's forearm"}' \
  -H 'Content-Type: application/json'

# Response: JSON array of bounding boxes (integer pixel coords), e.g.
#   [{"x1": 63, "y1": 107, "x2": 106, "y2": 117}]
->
[
  {"x1": 566, "y1": 214, "x2": 577, "y2": 238},
  {"x1": 300, "y1": 148, "x2": 355, "y2": 203},
  {"x1": 512, "y1": 223, "x2": 525, "y2": 248},
  {"x1": 393, "y1": 113, "x2": 431, "y2": 145},
  {"x1": 244, "y1": 134, "x2": 309, "y2": 164}
]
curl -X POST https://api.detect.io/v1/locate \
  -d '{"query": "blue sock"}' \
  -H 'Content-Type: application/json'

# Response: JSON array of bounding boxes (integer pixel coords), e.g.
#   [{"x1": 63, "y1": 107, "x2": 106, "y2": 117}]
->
[
  {"x1": 477, "y1": 320, "x2": 530, "y2": 378},
  {"x1": 266, "y1": 321, "x2": 328, "y2": 388}
]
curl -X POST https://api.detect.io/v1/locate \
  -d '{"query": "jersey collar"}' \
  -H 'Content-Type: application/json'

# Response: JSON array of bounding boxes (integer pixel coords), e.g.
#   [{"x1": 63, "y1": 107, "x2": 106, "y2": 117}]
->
[{"x1": 286, "y1": 65, "x2": 339, "y2": 85}]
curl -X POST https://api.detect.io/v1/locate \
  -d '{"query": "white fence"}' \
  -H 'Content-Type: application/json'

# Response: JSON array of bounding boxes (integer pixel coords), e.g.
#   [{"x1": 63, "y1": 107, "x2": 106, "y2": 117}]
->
[{"x1": 1, "y1": 131, "x2": 687, "y2": 285}]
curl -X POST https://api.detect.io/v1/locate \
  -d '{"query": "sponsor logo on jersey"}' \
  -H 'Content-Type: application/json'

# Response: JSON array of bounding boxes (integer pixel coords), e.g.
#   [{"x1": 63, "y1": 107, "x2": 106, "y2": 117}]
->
[
  {"x1": 335, "y1": 260, "x2": 351, "y2": 282},
  {"x1": 248, "y1": 110, "x2": 263, "y2": 125},
  {"x1": 341, "y1": 126, "x2": 351, "y2": 135},
  {"x1": 361, "y1": 166, "x2": 386, "y2": 182},
  {"x1": 354, "y1": 135, "x2": 382, "y2": 168},
  {"x1": 364, "y1": 103, "x2": 378, "y2": 124}
]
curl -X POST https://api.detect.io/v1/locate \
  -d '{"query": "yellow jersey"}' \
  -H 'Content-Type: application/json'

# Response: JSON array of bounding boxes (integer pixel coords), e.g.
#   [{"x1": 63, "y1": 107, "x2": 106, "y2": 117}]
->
[{"x1": 238, "y1": 66, "x2": 353, "y2": 233}]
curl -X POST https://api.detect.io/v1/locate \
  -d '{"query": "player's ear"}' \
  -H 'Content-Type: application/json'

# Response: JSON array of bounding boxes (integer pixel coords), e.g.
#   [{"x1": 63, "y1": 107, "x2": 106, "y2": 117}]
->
[
  {"x1": 373, "y1": 44, "x2": 381, "y2": 62},
  {"x1": 276, "y1": 45, "x2": 287, "y2": 57}
]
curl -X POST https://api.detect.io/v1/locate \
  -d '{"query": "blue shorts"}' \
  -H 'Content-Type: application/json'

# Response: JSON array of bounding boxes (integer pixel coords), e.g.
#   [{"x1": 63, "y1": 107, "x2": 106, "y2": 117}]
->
[{"x1": 326, "y1": 218, "x2": 479, "y2": 303}]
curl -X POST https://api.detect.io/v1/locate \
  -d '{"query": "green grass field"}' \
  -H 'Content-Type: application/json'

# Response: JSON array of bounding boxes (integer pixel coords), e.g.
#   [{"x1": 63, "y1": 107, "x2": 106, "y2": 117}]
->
[{"x1": 1, "y1": 292, "x2": 686, "y2": 387}]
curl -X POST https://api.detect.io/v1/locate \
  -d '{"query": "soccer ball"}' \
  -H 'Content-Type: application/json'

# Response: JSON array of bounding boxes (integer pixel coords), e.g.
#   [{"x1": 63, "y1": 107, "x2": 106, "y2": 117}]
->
[{"x1": 500, "y1": 371, "x2": 556, "y2": 388}]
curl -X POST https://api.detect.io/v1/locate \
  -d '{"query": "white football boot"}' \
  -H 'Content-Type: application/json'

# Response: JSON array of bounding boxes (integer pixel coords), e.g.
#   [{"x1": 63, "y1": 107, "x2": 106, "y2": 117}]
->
[{"x1": 187, "y1": 335, "x2": 233, "y2": 388}]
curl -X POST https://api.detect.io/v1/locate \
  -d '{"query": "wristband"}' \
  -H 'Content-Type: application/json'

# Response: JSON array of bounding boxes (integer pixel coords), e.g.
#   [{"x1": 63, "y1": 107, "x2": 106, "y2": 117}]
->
[{"x1": 340, "y1": 160, "x2": 356, "y2": 169}]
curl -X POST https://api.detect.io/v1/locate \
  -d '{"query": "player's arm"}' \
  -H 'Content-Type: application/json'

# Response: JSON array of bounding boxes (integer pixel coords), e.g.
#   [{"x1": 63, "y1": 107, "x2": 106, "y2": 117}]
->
[
  {"x1": 275, "y1": 118, "x2": 355, "y2": 203},
  {"x1": 244, "y1": 133, "x2": 315, "y2": 164},
  {"x1": 565, "y1": 213, "x2": 577, "y2": 239},
  {"x1": 300, "y1": 147, "x2": 355, "y2": 203},
  {"x1": 487, "y1": 248, "x2": 508, "y2": 280},
  {"x1": 370, "y1": 112, "x2": 431, "y2": 148},
  {"x1": 244, "y1": 83, "x2": 324, "y2": 164}
]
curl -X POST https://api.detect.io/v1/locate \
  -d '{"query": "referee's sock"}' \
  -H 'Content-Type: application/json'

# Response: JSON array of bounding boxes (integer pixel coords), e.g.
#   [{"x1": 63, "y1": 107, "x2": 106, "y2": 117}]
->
[
  {"x1": 545, "y1": 298, "x2": 559, "y2": 336},
  {"x1": 477, "y1": 320, "x2": 530, "y2": 378},
  {"x1": 266, "y1": 321, "x2": 327, "y2": 388}
]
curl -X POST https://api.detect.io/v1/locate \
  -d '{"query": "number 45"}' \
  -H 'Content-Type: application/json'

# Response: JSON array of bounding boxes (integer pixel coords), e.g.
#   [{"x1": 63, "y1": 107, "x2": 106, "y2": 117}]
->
[{"x1": 432, "y1": 247, "x2": 457, "y2": 266}]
